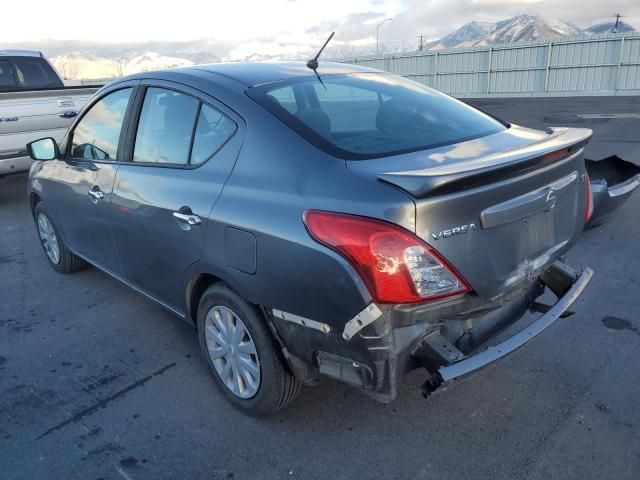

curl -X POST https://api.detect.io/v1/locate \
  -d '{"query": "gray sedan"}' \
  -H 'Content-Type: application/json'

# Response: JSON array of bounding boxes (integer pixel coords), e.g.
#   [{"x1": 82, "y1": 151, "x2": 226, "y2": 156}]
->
[{"x1": 27, "y1": 62, "x2": 597, "y2": 415}]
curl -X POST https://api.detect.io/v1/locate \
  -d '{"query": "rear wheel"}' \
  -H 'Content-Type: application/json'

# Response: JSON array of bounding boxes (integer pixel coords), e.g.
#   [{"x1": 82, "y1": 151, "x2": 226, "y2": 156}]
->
[
  {"x1": 34, "y1": 203, "x2": 85, "y2": 274},
  {"x1": 197, "y1": 283, "x2": 301, "y2": 415}
]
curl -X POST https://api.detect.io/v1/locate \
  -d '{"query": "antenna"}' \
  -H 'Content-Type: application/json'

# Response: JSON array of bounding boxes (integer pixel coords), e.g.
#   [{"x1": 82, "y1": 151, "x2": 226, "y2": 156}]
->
[{"x1": 307, "y1": 32, "x2": 335, "y2": 70}]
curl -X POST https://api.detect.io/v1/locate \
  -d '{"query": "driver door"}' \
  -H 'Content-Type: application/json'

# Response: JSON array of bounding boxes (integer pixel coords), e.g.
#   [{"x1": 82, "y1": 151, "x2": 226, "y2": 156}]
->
[{"x1": 52, "y1": 84, "x2": 137, "y2": 275}]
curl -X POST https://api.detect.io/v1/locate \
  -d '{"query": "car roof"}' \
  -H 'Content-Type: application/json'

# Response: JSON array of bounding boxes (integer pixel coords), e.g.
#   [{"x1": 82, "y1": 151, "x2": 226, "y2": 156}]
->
[
  {"x1": 0, "y1": 49, "x2": 42, "y2": 58},
  {"x1": 185, "y1": 61, "x2": 380, "y2": 88}
]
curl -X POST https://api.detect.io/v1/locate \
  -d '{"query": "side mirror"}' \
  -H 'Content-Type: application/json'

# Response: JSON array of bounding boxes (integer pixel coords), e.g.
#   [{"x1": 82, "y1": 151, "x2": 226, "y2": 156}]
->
[{"x1": 27, "y1": 137, "x2": 59, "y2": 161}]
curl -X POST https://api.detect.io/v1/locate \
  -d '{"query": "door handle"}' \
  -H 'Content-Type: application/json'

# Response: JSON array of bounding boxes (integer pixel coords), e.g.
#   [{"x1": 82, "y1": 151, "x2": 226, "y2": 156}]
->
[
  {"x1": 59, "y1": 110, "x2": 78, "y2": 118},
  {"x1": 88, "y1": 188, "x2": 105, "y2": 203},
  {"x1": 173, "y1": 212, "x2": 202, "y2": 227}
]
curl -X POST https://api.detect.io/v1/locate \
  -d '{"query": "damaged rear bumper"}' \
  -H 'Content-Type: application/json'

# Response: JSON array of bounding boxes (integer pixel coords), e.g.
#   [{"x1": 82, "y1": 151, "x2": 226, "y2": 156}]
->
[
  {"x1": 299, "y1": 261, "x2": 593, "y2": 403},
  {"x1": 435, "y1": 265, "x2": 592, "y2": 384}
]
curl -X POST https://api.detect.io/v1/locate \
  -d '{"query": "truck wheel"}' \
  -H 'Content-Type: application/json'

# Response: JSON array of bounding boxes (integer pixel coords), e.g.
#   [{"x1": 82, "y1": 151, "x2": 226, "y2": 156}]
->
[
  {"x1": 34, "y1": 203, "x2": 85, "y2": 274},
  {"x1": 197, "y1": 283, "x2": 301, "y2": 415}
]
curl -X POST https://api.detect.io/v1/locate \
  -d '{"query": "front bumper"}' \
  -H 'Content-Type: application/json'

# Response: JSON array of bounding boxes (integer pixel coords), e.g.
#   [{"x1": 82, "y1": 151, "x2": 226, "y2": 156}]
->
[{"x1": 306, "y1": 261, "x2": 592, "y2": 402}]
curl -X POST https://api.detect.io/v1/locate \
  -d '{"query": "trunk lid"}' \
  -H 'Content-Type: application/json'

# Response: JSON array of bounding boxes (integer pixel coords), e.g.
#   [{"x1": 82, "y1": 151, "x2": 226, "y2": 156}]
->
[{"x1": 347, "y1": 125, "x2": 593, "y2": 299}]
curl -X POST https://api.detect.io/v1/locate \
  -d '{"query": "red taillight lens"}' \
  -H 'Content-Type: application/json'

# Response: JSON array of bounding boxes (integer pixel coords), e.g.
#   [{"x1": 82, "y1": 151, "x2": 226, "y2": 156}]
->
[
  {"x1": 585, "y1": 172, "x2": 593, "y2": 223},
  {"x1": 303, "y1": 210, "x2": 471, "y2": 304}
]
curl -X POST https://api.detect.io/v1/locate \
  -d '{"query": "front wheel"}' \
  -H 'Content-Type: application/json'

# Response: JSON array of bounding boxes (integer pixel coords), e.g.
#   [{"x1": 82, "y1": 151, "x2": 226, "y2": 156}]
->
[{"x1": 197, "y1": 283, "x2": 301, "y2": 415}]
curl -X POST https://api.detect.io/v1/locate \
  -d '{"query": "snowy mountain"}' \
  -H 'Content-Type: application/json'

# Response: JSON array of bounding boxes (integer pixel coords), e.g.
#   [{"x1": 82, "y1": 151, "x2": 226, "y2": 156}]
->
[
  {"x1": 123, "y1": 52, "x2": 194, "y2": 74},
  {"x1": 426, "y1": 15, "x2": 582, "y2": 50},
  {"x1": 481, "y1": 15, "x2": 581, "y2": 45},
  {"x1": 428, "y1": 21, "x2": 496, "y2": 49},
  {"x1": 46, "y1": 14, "x2": 637, "y2": 80},
  {"x1": 585, "y1": 21, "x2": 636, "y2": 34},
  {"x1": 51, "y1": 52, "x2": 120, "y2": 80},
  {"x1": 51, "y1": 51, "x2": 212, "y2": 80}
]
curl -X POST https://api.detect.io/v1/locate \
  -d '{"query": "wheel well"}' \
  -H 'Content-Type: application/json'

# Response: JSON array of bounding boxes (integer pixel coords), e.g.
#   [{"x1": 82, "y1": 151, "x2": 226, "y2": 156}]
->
[
  {"x1": 187, "y1": 273, "x2": 221, "y2": 327},
  {"x1": 30, "y1": 193, "x2": 41, "y2": 217}
]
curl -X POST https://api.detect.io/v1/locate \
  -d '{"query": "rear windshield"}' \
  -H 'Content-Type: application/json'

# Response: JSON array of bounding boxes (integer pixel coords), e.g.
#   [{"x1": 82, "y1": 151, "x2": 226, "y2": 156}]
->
[{"x1": 247, "y1": 73, "x2": 506, "y2": 160}]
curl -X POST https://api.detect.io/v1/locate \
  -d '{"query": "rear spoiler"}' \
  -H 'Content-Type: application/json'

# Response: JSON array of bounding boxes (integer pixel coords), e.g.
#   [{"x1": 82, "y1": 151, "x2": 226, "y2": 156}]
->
[{"x1": 377, "y1": 127, "x2": 592, "y2": 198}]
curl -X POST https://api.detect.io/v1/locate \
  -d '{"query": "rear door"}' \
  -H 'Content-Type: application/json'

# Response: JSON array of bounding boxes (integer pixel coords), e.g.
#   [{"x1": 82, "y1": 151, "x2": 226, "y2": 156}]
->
[
  {"x1": 109, "y1": 80, "x2": 241, "y2": 310},
  {"x1": 49, "y1": 84, "x2": 136, "y2": 273}
]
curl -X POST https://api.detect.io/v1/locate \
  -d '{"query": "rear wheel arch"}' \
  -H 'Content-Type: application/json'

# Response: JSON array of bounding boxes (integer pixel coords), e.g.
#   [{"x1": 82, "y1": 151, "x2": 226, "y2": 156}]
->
[
  {"x1": 186, "y1": 273, "x2": 222, "y2": 326},
  {"x1": 186, "y1": 270, "x2": 265, "y2": 327}
]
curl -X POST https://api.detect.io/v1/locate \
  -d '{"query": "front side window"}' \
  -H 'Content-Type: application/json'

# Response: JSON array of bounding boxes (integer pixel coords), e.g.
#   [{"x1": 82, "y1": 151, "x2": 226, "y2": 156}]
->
[
  {"x1": 248, "y1": 73, "x2": 506, "y2": 160},
  {"x1": 133, "y1": 88, "x2": 199, "y2": 165},
  {"x1": 0, "y1": 61, "x2": 16, "y2": 90},
  {"x1": 71, "y1": 88, "x2": 132, "y2": 161}
]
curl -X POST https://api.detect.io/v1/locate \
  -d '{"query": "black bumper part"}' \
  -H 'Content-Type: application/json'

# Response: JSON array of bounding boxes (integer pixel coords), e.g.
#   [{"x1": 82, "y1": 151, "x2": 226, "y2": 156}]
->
[
  {"x1": 586, "y1": 156, "x2": 640, "y2": 228},
  {"x1": 424, "y1": 264, "x2": 592, "y2": 391}
]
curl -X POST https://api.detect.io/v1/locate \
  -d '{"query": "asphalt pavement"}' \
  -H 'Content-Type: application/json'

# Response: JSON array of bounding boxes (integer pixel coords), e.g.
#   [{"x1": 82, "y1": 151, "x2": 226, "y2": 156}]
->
[{"x1": 1, "y1": 96, "x2": 639, "y2": 480}]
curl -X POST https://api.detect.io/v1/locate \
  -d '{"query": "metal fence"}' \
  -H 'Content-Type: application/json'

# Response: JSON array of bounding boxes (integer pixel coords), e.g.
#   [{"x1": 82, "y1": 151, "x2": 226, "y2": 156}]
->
[{"x1": 343, "y1": 33, "x2": 640, "y2": 97}]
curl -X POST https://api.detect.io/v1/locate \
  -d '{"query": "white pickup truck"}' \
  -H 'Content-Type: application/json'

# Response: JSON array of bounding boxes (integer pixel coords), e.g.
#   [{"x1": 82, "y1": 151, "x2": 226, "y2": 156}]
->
[{"x1": 0, "y1": 50, "x2": 101, "y2": 175}]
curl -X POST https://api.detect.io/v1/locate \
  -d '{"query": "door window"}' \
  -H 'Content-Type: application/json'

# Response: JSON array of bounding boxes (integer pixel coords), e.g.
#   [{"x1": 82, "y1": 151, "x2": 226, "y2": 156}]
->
[
  {"x1": 133, "y1": 88, "x2": 199, "y2": 165},
  {"x1": 12, "y1": 57, "x2": 63, "y2": 89},
  {"x1": 71, "y1": 88, "x2": 132, "y2": 161},
  {"x1": 190, "y1": 104, "x2": 237, "y2": 165}
]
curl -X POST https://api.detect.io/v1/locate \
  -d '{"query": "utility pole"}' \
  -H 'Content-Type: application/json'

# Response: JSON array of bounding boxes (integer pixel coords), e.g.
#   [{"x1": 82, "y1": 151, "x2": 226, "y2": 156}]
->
[
  {"x1": 417, "y1": 34, "x2": 425, "y2": 51},
  {"x1": 376, "y1": 18, "x2": 392, "y2": 56},
  {"x1": 116, "y1": 57, "x2": 126, "y2": 77},
  {"x1": 613, "y1": 13, "x2": 623, "y2": 33}
]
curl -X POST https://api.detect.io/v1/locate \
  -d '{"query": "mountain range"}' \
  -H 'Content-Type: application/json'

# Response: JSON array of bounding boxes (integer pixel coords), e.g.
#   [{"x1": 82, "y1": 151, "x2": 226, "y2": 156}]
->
[{"x1": 47, "y1": 15, "x2": 636, "y2": 80}]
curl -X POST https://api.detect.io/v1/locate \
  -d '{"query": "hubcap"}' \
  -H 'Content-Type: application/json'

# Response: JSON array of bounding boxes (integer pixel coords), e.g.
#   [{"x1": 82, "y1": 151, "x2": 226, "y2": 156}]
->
[
  {"x1": 37, "y1": 213, "x2": 60, "y2": 265},
  {"x1": 205, "y1": 306, "x2": 261, "y2": 399}
]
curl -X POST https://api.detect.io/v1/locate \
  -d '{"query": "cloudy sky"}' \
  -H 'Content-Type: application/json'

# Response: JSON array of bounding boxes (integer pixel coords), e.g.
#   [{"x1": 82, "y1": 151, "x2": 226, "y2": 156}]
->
[{"x1": 2, "y1": 0, "x2": 637, "y2": 57}]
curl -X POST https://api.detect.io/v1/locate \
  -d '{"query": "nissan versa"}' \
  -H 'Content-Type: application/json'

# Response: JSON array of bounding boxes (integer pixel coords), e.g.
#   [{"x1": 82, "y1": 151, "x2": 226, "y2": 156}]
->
[{"x1": 27, "y1": 61, "x2": 595, "y2": 415}]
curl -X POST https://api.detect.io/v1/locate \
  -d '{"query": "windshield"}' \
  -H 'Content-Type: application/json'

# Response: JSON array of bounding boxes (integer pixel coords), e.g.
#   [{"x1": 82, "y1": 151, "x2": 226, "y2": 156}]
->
[{"x1": 247, "y1": 72, "x2": 506, "y2": 160}]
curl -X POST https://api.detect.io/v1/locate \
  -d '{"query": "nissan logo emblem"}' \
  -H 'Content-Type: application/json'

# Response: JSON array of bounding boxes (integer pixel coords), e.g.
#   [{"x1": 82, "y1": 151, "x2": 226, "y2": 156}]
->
[{"x1": 546, "y1": 189, "x2": 557, "y2": 210}]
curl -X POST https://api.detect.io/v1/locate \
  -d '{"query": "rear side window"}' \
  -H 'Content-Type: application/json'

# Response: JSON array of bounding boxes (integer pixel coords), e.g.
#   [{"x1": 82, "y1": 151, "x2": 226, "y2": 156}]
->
[
  {"x1": 0, "y1": 61, "x2": 16, "y2": 90},
  {"x1": 133, "y1": 88, "x2": 199, "y2": 165},
  {"x1": 190, "y1": 105, "x2": 237, "y2": 165},
  {"x1": 133, "y1": 87, "x2": 236, "y2": 166},
  {"x1": 12, "y1": 57, "x2": 63, "y2": 89},
  {"x1": 71, "y1": 88, "x2": 132, "y2": 161},
  {"x1": 248, "y1": 73, "x2": 506, "y2": 160}
]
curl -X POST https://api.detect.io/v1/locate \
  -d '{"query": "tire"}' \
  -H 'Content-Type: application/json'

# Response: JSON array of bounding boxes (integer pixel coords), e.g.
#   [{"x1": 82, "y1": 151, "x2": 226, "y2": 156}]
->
[
  {"x1": 197, "y1": 283, "x2": 301, "y2": 415},
  {"x1": 34, "y1": 202, "x2": 85, "y2": 274}
]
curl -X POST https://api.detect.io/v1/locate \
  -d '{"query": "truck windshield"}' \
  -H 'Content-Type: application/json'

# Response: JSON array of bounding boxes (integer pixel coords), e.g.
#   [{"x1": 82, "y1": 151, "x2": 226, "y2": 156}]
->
[{"x1": 247, "y1": 73, "x2": 506, "y2": 160}]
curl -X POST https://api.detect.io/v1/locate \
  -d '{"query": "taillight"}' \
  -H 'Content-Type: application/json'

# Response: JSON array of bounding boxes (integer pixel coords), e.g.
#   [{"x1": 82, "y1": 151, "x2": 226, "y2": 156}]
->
[
  {"x1": 585, "y1": 172, "x2": 593, "y2": 223},
  {"x1": 303, "y1": 210, "x2": 471, "y2": 304}
]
